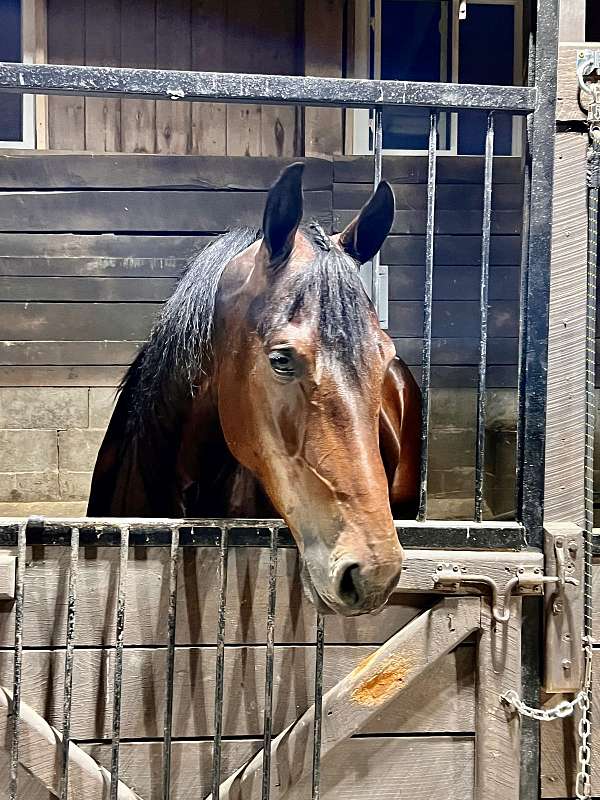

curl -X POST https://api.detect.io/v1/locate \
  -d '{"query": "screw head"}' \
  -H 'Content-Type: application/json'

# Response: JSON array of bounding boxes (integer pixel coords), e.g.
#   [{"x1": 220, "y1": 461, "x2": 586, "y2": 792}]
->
[{"x1": 562, "y1": 659, "x2": 572, "y2": 670}]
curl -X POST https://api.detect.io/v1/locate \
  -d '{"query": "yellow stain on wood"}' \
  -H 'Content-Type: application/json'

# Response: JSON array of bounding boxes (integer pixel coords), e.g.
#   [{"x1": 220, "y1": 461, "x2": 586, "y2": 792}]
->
[{"x1": 350, "y1": 653, "x2": 412, "y2": 707}]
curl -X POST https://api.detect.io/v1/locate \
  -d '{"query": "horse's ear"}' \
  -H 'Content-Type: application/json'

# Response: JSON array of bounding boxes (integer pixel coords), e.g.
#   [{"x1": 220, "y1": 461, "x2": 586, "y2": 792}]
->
[
  {"x1": 337, "y1": 181, "x2": 395, "y2": 264},
  {"x1": 262, "y1": 162, "x2": 304, "y2": 267}
]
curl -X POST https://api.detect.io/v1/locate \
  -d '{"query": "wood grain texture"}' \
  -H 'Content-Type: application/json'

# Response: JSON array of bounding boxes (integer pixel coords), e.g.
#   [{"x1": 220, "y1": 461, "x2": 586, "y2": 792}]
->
[
  {"x1": 121, "y1": 0, "x2": 157, "y2": 154},
  {"x1": 0, "y1": 190, "x2": 332, "y2": 232},
  {"x1": 335, "y1": 209, "x2": 522, "y2": 236},
  {"x1": 555, "y1": 44, "x2": 590, "y2": 123},
  {"x1": 156, "y1": 0, "x2": 192, "y2": 154},
  {"x1": 83, "y1": 737, "x2": 475, "y2": 800},
  {"x1": 388, "y1": 300, "x2": 519, "y2": 338},
  {"x1": 0, "y1": 644, "x2": 474, "y2": 741},
  {"x1": 84, "y1": 0, "x2": 121, "y2": 152},
  {"x1": 0, "y1": 340, "x2": 141, "y2": 366},
  {"x1": 334, "y1": 182, "x2": 523, "y2": 211},
  {"x1": 475, "y1": 598, "x2": 521, "y2": 800},
  {"x1": 46, "y1": 0, "x2": 85, "y2": 150},
  {"x1": 304, "y1": 0, "x2": 344, "y2": 155},
  {"x1": 190, "y1": 0, "x2": 226, "y2": 155},
  {"x1": 0, "y1": 153, "x2": 333, "y2": 189},
  {"x1": 334, "y1": 155, "x2": 523, "y2": 184},
  {"x1": 544, "y1": 133, "x2": 588, "y2": 526},
  {"x1": 0, "y1": 749, "x2": 54, "y2": 800},
  {"x1": 382, "y1": 234, "x2": 522, "y2": 266},
  {"x1": 0, "y1": 366, "x2": 126, "y2": 386},
  {"x1": 213, "y1": 597, "x2": 480, "y2": 799}
]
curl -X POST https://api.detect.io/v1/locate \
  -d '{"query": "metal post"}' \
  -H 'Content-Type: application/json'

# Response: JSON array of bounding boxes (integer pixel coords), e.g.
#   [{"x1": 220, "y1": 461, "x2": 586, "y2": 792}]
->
[
  {"x1": 162, "y1": 524, "x2": 180, "y2": 800},
  {"x1": 110, "y1": 523, "x2": 130, "y2": 800},
  {"x1": 261, "y1": 526, "x2": 278, "y2": 800},
  {"x1": 371, "y1": 108, "x2": 383, "y2": 317},
  {"x1": 60, "y1": 525, "x2": 80, "y2": 800},
  {"x1": 9, "y1": 520, "x2": 27, "y2": 800},
  {"x1": 212, "y1": 524, "x2": 230, "y2": 798}
]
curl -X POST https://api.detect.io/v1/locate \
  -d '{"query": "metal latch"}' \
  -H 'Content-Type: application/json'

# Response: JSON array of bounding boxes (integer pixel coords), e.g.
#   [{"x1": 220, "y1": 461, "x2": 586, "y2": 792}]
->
[{"x1": 432, "y1": 562, "x2": 577, "y2": 624}]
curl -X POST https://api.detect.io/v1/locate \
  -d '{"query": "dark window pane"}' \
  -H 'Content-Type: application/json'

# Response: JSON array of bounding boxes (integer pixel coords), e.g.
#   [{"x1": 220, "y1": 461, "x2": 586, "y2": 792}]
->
[
  {"x1": 0, "y1": 0, "x2": 22, "y2": 142},
  {"x1": 457, "y1": 3, "x2": 514, "y2": 155},
  {"x1": 381, "y1": 0, "x2": 443, "y2": 150}
]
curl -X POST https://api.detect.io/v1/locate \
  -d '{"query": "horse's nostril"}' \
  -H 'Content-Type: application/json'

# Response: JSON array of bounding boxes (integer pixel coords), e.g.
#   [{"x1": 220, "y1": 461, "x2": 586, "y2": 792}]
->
[{"x1": 337, "y1": 564, "x2": 363, "y2": 608}]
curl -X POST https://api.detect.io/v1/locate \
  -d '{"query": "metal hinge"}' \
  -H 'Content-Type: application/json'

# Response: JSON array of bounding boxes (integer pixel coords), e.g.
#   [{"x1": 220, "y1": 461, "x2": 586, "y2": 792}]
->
[
  {"x1": 360, "y1": 261, "x2": 389, "y2": 329},
  {"x1": 432, "y1": 562, "x2": 577, "y2": 624}
]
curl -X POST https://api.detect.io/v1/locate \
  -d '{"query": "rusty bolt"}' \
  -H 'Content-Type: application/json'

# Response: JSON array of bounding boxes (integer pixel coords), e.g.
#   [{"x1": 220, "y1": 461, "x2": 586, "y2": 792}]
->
[{"x1": 562, "y1": 659, "x2": 572, "y2": 671}]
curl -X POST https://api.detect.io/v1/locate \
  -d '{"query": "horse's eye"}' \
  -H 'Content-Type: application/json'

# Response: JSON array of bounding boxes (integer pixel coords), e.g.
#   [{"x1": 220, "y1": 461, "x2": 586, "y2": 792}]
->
[{"x1": 268, "y1": 349, "x2": 296, "y2": 379}]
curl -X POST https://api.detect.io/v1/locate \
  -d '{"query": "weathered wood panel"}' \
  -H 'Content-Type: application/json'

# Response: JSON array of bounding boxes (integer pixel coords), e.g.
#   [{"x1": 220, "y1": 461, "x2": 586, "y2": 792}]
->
[
  {"x1": 0, "y1": 545, "x2": 429, "y2": 647},
  {"x1": 0, "y1": 366, "x2": 126, "y2": 386},
  {"x1": 46, "y1": 0, "x2": 85, "y2": 150},
  {"x1": 156, "y1": 0, "x2": 192, "y2": 154},
  {"x1": 0, "y1": 644, "x2": 474, "y2": 740},
  {"x1": 335, "y1": 209, "x2": 522, "y2": 236},
  {"x1": 82, "y1": 737, "x2": 474, "y2": 800},
  {"x1": 0, "y1": 276, "x2": 177, "y2": 302},
  {"x1": 121, "y1": 0, "x2": 157, "y2": 154},
  {"x1": 382, "y1": 234, "x2": 522, "y2": 266},
  {"x1": 393, "y1": 337, "x2": 519, "y2": 367},
  {"x1": 0, "y1": 750, "x2": 53, "y2": 800},
  {"x1": 334, "y1": 155, "x2": 523, "y2": 184},
  {"x1": 191, "y1": 0, "x2": 227, "y2": 156},
  {"x1": 555, "y1": 44, "x2": 591, "y2": 124},
  {"x1": 0, "y1": 340, "x2": 141, "y2": 366},
  {"x1": 388, "y1": 300, "x2": 519, "y2": 338},
  {"x1": 84, "y1": 0, "x2": 121, "y2": 152},
  {"x1": 0, "y1": 190, "x2": 332, "y2": 232},
  {"x1": 0, "y1": 153, "x2": 333, "y2": 189},
  {"x1": 389, "y1": 265, "x2": 520, "y2": 300},
  {"x1": 334, "y1": 182, "x2": 523, "y2": 211}
]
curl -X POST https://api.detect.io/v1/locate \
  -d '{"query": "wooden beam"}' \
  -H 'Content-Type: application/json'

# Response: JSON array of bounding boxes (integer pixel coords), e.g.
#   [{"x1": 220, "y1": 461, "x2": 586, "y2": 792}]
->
[
  {"x1": 0, "y1": 687, "x2": 143, "y2": 799},
  {"x1": 558, "y1": 0, "x2": 585, "y2": 42},
  {"x1": 209, "y1": 597, "x2": 481, "y2": 799}
]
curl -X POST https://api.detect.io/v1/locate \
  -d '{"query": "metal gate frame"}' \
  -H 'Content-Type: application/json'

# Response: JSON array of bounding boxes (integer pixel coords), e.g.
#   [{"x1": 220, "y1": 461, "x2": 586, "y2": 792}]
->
[{"x1": 0, "y1": 0, "x2": 560, "y2": 797}]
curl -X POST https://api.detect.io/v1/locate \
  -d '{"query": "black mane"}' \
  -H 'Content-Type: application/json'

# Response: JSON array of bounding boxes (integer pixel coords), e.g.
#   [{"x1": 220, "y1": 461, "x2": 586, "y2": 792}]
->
[{"x1": 122, "y1": 223, "x2": 373, "y2": 436}]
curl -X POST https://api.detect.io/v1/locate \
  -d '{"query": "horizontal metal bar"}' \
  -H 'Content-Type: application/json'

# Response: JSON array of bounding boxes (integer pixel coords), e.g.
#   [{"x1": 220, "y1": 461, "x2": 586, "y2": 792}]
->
[
  {"x1": 0, "y1": 62, "x2": 537, "y2": 112},
  {"x1": 0, "y1": 517, "x2": 528, "y2": 550}
]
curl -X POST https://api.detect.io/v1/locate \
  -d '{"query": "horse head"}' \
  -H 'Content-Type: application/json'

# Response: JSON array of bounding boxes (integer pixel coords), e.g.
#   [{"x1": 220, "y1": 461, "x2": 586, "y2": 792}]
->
[{"x1": 214, "y1": 163, "x2": 403, "y2": 616}]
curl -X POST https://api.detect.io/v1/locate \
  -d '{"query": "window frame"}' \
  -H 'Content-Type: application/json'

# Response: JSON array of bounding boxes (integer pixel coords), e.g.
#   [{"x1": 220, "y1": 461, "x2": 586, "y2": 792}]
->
[
  {"x1": 349, "y1": 0, "x2": 523, "y2": 157},
  {"x1": 0, "y1": 0, "x2": 36, "y2": 149}
]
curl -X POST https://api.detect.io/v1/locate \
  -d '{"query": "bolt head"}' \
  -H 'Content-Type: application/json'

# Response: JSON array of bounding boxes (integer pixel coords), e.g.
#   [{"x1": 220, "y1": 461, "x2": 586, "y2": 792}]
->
[{"x1": 562, "y1": 659, "x2": 572, "y2": 670}]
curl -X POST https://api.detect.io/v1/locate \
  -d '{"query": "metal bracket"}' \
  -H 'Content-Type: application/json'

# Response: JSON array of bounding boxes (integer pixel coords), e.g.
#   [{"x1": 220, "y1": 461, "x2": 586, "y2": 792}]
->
[
  {"x1": 577, "y1": 49, "x2": 600, "y2": 94},
  {"x1": 432, "y1": 561, "x2": 576, "y2": 624},
  {"x1": 0, "y1": 552, "x2": 16, "y2": 600},
  {"x1": 543, "y1": 523, "x2": 585, "y2": 693},
  {"x1": 359, "y1": 260, "x2": 389, "y2": 329}
]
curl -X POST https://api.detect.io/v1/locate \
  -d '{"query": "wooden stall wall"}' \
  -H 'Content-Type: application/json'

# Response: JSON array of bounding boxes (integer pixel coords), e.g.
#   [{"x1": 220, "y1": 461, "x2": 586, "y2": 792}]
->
[
  {"x1": 0, "y1": 152, "x2": 521, "y2": 519},
  {"x1": 44, "y1": 0, "x2": 343, "y2": 157}
]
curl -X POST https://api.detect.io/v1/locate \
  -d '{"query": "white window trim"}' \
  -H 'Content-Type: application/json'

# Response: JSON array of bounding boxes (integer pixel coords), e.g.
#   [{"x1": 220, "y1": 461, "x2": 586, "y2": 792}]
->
[
  {"x1": 0, "y1": 0, "x2": 36, "y2": 149},
  {"x1": 350, "y1": 0, "x2": 523, "y2": 157}
]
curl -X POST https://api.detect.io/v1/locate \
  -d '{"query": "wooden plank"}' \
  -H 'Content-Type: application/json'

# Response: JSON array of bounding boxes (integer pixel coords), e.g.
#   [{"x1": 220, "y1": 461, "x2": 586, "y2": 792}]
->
[
  {"x1": 334, "y1": 182, "x2": 523, "y2": 211},
  {"x1": 0, "y1": 644, "x2": 474, "y2": 740},
  {"x1": 214, "y1": 597, "x2": 480, "y2": 799},
  {"x1": 388, "y1": 265, "x2": 520, "y2": 301},
  {"x1": 0, "y1": 255, "x2": 192, "y2": 278},
  {"x1": 388, "y1": 300, "x2": 519, "y2": 338},
  {"x1": 190, "y1": 0, "x2": 226, "y2": 155},
  {"x1": 156, "y1": 0, "x2": 192, "y2": 153},
  {"x1": 33, "y1": 0, "x2": 48, "y2": 150},
  {"x1": 84, "y1": 0, "x2": 121, "y2": 152},
  {"x1": 0, "y1": 749, "x2": 54, "y2": 800},
  {"x1": 304, "y1": 0, "x2": 344, "y2": 155},
  {"x1": 475, "y1": 597, "x2": 521, "y2": 800},
  {"x1": 0, "y1": 189, "x2": 332, "y2": 232},
  {"x1": 393, "y1": 337, "x2": 519, "y2": 367},
  {"x1": 0, "y1": 233, "x2": 210, "y2": 259},
  {"x1": 0, "y1": 153, "x2": 333, "y2": 189},
  {"x1": 0, "y1": 688, "x2": 142, "y2": 800},
  {"x1": 556, "y1": 44, "x2": 591, "y2": 123},
  {"x1": 335, "y1": 209, "x2": 522, "y2": 236},
  {"x1": 0, "y1": 366, "x2": 126, "y2": 386},
  {"x1": 0, "y1": 340, "x2": 141, "y2": 366},
  {"x1": 544, "y1": 132, "x2": 588, "y2": 526},
  {"x1": 121, "y1": 0, "x2": 156, "y2": 154},
  {"x1": 83, "y1": 737, "x2": 475, "y2": 800},
  {"x1": 558, "y1": 0, "x2": 586, "y2": 40},
  {"x1": 0, "y1": 276, "x2": 177, "y2": 301},
  {"x1": 334, "y1": 155, "x2": 523, "y2": 184},
  {"x1": 0, "y1": 545, "x2": 428, "y2": 647},
  {"x1": 0, "y1": 302, "x2": 159, "y2": 340},
  {"x1": 383, "y1": 234, "x2": 522, "y2": 266},
  {"x1": 46, "y1": 0, "x2": 85, "y2": 150}
]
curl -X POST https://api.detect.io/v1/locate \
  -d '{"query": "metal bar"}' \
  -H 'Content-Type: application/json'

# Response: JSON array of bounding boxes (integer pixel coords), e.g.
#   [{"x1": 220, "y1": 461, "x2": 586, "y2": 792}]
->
[
  {"x1": 371, "y1": 108, "x2": 383, "y2": 315},
  {"x1": 261, "y1": 526, "x2": 278, "y2": 800},
  {"x1": 162, "y1": 525, "x2": 179, "y2": 800},
  {"x1": 0, "y1": 62, "x2": 537, "y2": 112},
  {"x1": 60, "y1": 525, "x2": 79, "y2": 800},
  {"x1": 418, "y1": 111, "x2": 438, "y2": 522},
  {"x1": 0, "y1": 518, "x2": 528, "y2": 551},
  {"x1": 311, "y1": 613, "x2": 325, "y2": 800},
  {"x1": 211, "y1": 525, "x2": 229, "y2": 799},
  {"x1": 474, "y1": 112, "x2": 495, "y2": 523},
  {"x1": 110, "y1": 523, "x2": 130, "y2": 800},
  {"x1": 9, "y1": 520, "x2": 26, "y2": 800}
]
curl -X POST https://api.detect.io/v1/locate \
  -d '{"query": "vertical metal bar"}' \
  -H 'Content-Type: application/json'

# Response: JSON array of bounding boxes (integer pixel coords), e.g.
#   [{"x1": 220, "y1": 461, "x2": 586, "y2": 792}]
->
[
  {"x1": 60, "y1": 525, "x2": 79, "y2": 800},
  {"x1": 211, "y1": 524, "x2": 229, "y2": 800},
  {"x1": 9, "y1": 520, "x2": 27, "y2": 800},
  {"x1": 371, "y1": 107, "x2": 383, "y2": 316},
  {"x1": 474, "y1": 112, "x2": 495, "y2": 522},
  {"x1": 311, "y1": 613, "x2": 325, "y2": 800},
  {"x1": 418, "y1": 111, "x2": 438, "y2": 521},
  {"x1": 110, "y1": 523, "x2": 130, "y2": 800},
  {"x1": 261, "y1": 526, "x2": 278, "y2": 800},
  {"x1": 162, "y1": 525, "x2": 180, "y2": 800},
  {"x1": 519, "y1": 3, "x2": 559, "y2": 798}
]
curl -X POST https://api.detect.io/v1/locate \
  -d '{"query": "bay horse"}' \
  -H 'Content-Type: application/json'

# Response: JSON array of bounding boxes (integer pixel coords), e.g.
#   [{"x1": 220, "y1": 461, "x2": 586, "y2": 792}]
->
[{"x1": 88, "y1": 163, "x2": 421, "y2": 616}]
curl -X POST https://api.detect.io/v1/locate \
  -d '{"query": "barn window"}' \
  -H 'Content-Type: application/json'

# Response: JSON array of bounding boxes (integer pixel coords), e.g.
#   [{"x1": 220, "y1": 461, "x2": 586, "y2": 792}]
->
[
  {"x1": 0, "y1": 0, "x2": 35, "y2": 148},
  {"x1": 351, "y1": 0, "x2": 523, "y2": 156}
]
